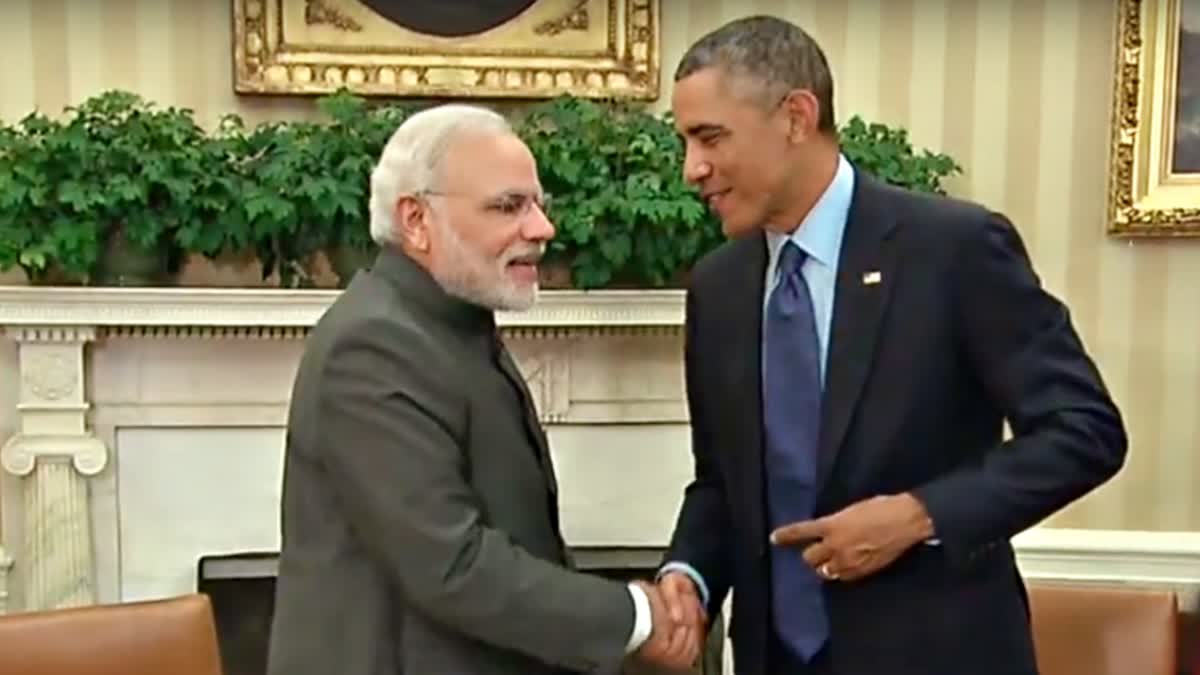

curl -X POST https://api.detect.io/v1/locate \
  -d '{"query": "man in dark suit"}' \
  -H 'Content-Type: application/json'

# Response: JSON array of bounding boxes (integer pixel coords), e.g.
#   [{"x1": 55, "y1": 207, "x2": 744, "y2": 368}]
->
[
  {"x1": 655, "y1": 16, "x2": 1128, "y2": 675},
  {"x1": 266, "y1": 103, "x2": 696, "y2": 675}
]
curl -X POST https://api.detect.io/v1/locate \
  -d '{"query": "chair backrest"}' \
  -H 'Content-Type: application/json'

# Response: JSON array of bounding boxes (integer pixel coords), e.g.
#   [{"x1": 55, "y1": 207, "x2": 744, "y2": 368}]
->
[
  {"x1": 0, "y1": 593, "x2": 223, "y2": 675},
  {"x1": 1029, "y1": 582, "x2": 1177, "y2": 675}
]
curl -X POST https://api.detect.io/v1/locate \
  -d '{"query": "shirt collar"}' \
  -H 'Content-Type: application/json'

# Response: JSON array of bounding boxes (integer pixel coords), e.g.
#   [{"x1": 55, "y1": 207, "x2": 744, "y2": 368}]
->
[{"x1": 765, "y1": 153, "x2": 855, "y2": 268}]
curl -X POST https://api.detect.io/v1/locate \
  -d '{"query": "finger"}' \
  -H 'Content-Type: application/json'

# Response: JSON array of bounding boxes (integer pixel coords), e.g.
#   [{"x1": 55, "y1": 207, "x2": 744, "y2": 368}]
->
[
  {"x1": 801, "y1": 540, "x2": 834, "y2": 568},
  {"x1": 835, "y1": 566, "x2": 861, "y2": 582},
  {"x1": 677, "y1": 623, "x2": 701, "y2": 668},
  {"x1": 837, "y1": 552, "x2": 884, "y2": 582},
  {"x1": 660, "y1": 575, "x2": 685, "y2": 623},
  {"x1": 669, "y1": 579, "x2": 706, "y2": 625},
  {"x1": 770, "y1": 518, "x2": 828, "y2": 547},
  {"x1": 667, "y1": 572, "x2": 708, "y2": 624},
  {"x1": 831, "y1": 560, "x2": 867, "y2": 582},
  {"x1": 690, "y1": 595, "x2": 708, "y2": 626},
  {"x1": 638, "y1": 582, "x2": 667, "y2": 631},
  {"x1": 666, "y1": 621, "x2": 701, "y2": 668},
  {"x1": 659, "y1": 621, "x2": 686, "y2": 664},
  {"x1": 687, "y1": 620, "x2": 703, "y2": 657}
]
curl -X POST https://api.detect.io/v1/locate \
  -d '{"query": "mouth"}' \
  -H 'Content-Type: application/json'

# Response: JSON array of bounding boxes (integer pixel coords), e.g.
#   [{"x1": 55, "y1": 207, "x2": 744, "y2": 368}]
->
[
  {"x1": 703, "y1": 189, "x2": 730, "y2": 210},
  {"x1": 505, "y1": 253, "x2": 542, "y2": 282}
]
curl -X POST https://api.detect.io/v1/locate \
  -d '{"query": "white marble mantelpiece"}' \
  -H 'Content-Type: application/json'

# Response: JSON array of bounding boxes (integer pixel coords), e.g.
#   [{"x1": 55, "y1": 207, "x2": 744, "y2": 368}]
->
[{"x1": 0, "y1": 286, "x2": 691, "y2": 612}]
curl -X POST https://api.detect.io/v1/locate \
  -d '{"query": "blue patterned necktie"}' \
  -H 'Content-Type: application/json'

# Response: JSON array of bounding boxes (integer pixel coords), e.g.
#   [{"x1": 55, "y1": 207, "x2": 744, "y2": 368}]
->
[{"x1": 763, "y1": 240, "x2": 829, "y2": 661}]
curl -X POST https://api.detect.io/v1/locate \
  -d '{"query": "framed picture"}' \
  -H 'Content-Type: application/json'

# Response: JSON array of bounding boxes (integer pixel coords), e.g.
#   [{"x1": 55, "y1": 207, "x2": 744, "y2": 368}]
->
[
  {"x1": 232, "y1": 0, "x2": 660, "y2": 100},
  {"x1": 1108, "y1": 0, "x2": 1200, "y2": 236}
]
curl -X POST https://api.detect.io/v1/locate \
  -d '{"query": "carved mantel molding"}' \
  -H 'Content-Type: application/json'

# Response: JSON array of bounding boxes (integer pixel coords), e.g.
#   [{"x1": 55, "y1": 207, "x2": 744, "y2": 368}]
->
[{"x1": 0, "y1": 287, "x2": 686, "y2": 331}]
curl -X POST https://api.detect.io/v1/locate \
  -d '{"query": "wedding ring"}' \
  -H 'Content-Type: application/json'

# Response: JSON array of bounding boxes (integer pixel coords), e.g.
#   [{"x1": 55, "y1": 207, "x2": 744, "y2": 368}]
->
[{"x1": 819, "y1": 563, "x2": 838, "y2": 580}]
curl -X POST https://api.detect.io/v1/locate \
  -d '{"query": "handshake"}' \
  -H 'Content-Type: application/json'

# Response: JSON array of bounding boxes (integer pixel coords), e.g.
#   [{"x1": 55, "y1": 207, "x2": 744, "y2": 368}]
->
[{"x1": 629, "y1": 572, "x2": 708, "y2": 672}]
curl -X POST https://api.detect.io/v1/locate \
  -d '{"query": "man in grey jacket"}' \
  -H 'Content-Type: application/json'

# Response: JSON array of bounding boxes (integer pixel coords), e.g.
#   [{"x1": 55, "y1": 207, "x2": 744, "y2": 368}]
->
[{"x1": 265, "y1": 103, "x2": 702, "y2": 675}]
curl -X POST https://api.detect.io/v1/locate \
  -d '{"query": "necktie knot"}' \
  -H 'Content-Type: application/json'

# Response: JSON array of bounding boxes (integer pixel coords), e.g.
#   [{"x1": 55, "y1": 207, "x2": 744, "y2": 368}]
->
[
  {"x1": 777, "y1": 240, "x2": 805, "y2": 278},
  {"x1": 770, "y1": 242, "x2": 809, "y2": 318}
]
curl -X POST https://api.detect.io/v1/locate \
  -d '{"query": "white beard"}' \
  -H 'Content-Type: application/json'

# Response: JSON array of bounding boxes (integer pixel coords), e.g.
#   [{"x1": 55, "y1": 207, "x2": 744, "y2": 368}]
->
[{"x1": 428, "y1": 215, "x2": 543, "y2": 312}]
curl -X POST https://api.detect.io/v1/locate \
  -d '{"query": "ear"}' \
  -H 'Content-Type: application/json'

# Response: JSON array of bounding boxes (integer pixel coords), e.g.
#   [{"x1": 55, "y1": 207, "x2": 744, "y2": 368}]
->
[
  {"x1": 395, "y1": 196, "x2": 431, "y2": 253},
  {"x1": 781, "y1": 89, "x2": 821, "y2": 144}
]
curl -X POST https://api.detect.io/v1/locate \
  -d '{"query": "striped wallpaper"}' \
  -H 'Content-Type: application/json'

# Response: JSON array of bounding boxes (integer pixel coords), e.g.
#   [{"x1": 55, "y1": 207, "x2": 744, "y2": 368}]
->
[{"x1": 1, "y1": 0, "x2": 1199, "y2": 532}]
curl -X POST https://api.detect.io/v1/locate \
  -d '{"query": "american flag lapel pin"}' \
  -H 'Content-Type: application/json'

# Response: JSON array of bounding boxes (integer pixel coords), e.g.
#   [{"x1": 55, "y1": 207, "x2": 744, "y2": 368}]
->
[{"x1": 862, "y1": 270, "x2": 882, "y2": 285}]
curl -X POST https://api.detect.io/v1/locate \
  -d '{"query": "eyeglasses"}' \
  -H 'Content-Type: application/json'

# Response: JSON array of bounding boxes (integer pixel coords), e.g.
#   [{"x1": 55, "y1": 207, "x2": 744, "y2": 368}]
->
[{"x1": 420, "y1": 189, "x2": 551, "y2": 218}]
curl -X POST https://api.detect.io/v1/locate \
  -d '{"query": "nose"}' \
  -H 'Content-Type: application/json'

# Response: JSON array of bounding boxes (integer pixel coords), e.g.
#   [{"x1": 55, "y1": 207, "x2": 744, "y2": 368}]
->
[
  {"x1": 522, "y1": 201, "x2": 556, "y2": 241},
  {"x1": 683, "y1": 149, "x2": 712, "y2": 185}
]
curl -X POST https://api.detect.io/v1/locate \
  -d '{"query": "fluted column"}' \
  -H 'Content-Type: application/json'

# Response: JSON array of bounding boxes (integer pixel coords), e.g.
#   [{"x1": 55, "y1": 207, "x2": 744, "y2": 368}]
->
[
  {"x1": 0, "y1": 546, "x2": 12, "y2": 614},
  {"x1": 0, "y1": 326, "x2": 106, "y2": 611}
]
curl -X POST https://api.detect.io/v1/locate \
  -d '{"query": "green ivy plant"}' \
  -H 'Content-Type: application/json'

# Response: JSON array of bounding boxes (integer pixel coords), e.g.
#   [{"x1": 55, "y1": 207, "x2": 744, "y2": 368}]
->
[
  {"x1": 229, "y1": 91, "x2": 413, "y2": 287},
  {"x1": 517, "y1": 97, "x2": 722, "y2": 289},
  {"x1": 0, "y1": 89, "x2": 962, "y2": 290},
  {"x1": 0, "y1": 91, "x2": 228, "y2": 284},
  {"x1": 838, "y1": 115, "x2": 961, "y2": 194}
]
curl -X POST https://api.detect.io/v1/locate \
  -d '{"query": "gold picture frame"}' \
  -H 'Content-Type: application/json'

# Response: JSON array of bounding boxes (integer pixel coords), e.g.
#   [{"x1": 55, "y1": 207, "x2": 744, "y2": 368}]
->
[
  {"x1": 1108, "y1": 0, "x2": 1200, "y2": 236},
  {"x1": 232, "y1": 0, "x2": 660, "y2": 100}
]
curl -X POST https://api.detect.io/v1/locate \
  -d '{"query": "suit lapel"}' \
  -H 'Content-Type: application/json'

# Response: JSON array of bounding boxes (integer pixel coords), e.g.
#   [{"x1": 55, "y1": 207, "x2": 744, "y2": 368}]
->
[
  {"x1": 816, "y1": 173, "x2": 900, "y2": 490},
  {"x1": 494, "y1": 340, "x2": 559, "y2": 496},
  {"x1": 724, "y1": 234, "x2": 770, "y2": 553}
]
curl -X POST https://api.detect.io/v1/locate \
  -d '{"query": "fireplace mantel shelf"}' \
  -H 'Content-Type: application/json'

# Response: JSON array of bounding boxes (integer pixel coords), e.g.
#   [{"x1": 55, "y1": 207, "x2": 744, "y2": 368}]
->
[{"x1": 0, "y1": 286, "x2": 686, "y2": 329}]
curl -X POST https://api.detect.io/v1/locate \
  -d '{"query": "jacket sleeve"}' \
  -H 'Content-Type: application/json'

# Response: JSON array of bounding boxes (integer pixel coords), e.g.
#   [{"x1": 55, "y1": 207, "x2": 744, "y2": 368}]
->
[
  {"x1": 662, "y1": 287, "x2": 734, "y2": 619},
  {"x1": 316, "y1": 319, "x2": 635, "y2": 674},
  {"x1": 911, "y1": 211, "x2": 1127, "y2": 562}
]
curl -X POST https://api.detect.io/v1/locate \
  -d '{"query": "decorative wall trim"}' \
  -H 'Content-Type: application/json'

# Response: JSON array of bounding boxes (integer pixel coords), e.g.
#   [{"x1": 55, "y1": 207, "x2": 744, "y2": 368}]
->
[
  {"x1": 104, "y1": 326, "x2": 313, "y2": 340},
  {"x1": 0, "y1": 326, "x2": 104, "y2": 611},
  {"x1": 1014, "y1": 527, "x2": 1200, "y2": 590},
  {"x1": 232, "y1": 0, "x2": 660, "y2": 100},
  {"x1": 0, "y1": 287, "x2": 685, "y2": 329},
  {"x1": 1, "y1": 434, "x2": 108, "y2": 477},
  {"x1": 1014, "y1": 528, "x2": 1200, "y2": 614}
]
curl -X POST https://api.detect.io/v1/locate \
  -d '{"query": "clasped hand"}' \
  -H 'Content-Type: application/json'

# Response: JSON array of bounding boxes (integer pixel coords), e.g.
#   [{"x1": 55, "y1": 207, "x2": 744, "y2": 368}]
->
[{"x1": 632, "y1": 573, "x2": 707, "y2": 671}]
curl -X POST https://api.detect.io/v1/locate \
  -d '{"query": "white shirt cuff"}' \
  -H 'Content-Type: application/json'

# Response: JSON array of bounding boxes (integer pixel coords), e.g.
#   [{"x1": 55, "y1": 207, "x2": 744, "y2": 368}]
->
[{"x1": 624, "y1": 583, "x2": 653, "y2": 654}]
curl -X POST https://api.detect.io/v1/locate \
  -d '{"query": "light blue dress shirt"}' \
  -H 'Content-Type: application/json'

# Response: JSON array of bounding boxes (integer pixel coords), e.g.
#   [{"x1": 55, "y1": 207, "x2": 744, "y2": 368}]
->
[
  {"x1": 761, "y1": 153, "x2": 854, "y2": 384},
  {"x1": 660, "y1": 155, "x2": 854, "y2": 607}
]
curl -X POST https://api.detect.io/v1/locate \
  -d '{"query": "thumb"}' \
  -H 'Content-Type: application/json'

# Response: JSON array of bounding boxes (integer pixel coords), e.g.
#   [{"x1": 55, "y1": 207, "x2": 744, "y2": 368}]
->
[
  {"x1": 659, "y1": 575, "x2": 684, "y2": 623},
  {"x1": 770, "y1": 518, "x2": 827, "y2": 547},
  {"x1": 637, "y1": 581, "x2": 665, "y2": 623}
]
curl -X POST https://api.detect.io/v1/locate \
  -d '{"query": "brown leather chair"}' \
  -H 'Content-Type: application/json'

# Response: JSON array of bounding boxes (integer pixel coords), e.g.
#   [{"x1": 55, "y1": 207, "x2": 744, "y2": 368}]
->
[
  {"x1": 0, "y1": 593, "x2": 223, "y2": 675},
  {"x1": 1029, "y1": 582, "x2": 1177, "y2": 675}
]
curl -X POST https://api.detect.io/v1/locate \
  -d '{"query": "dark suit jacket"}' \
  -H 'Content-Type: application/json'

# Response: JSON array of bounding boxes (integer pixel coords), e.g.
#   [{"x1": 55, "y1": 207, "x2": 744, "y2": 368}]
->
[
  {"x1": 665, "y1": 170, "x2": 1127, "y2": 675},
  {"x1": 267, "y1": 249, "x2": 635, "y2": 675}
]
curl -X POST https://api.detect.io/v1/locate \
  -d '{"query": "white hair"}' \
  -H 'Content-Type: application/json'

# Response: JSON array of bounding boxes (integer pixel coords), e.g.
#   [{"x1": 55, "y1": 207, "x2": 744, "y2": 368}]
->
[{"x1": 368, "y1": 103, "x2": 513, "y2": 247}]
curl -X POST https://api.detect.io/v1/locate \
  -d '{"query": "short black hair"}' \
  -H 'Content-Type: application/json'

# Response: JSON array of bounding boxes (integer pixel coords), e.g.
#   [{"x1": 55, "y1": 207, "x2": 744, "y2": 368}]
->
[{"x1": 675, "y1": 15, "x2": 836, "y2": 134}]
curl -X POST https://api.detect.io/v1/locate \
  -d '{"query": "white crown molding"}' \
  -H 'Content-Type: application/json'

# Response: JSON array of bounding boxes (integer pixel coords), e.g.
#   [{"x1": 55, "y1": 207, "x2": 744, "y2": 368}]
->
[
  {"x1": 1013, "y1": 528, "x2": 1200, "y2": 591},
  {"x1": 0, "y1": 286, "x2": 686, "y2": 329}
]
